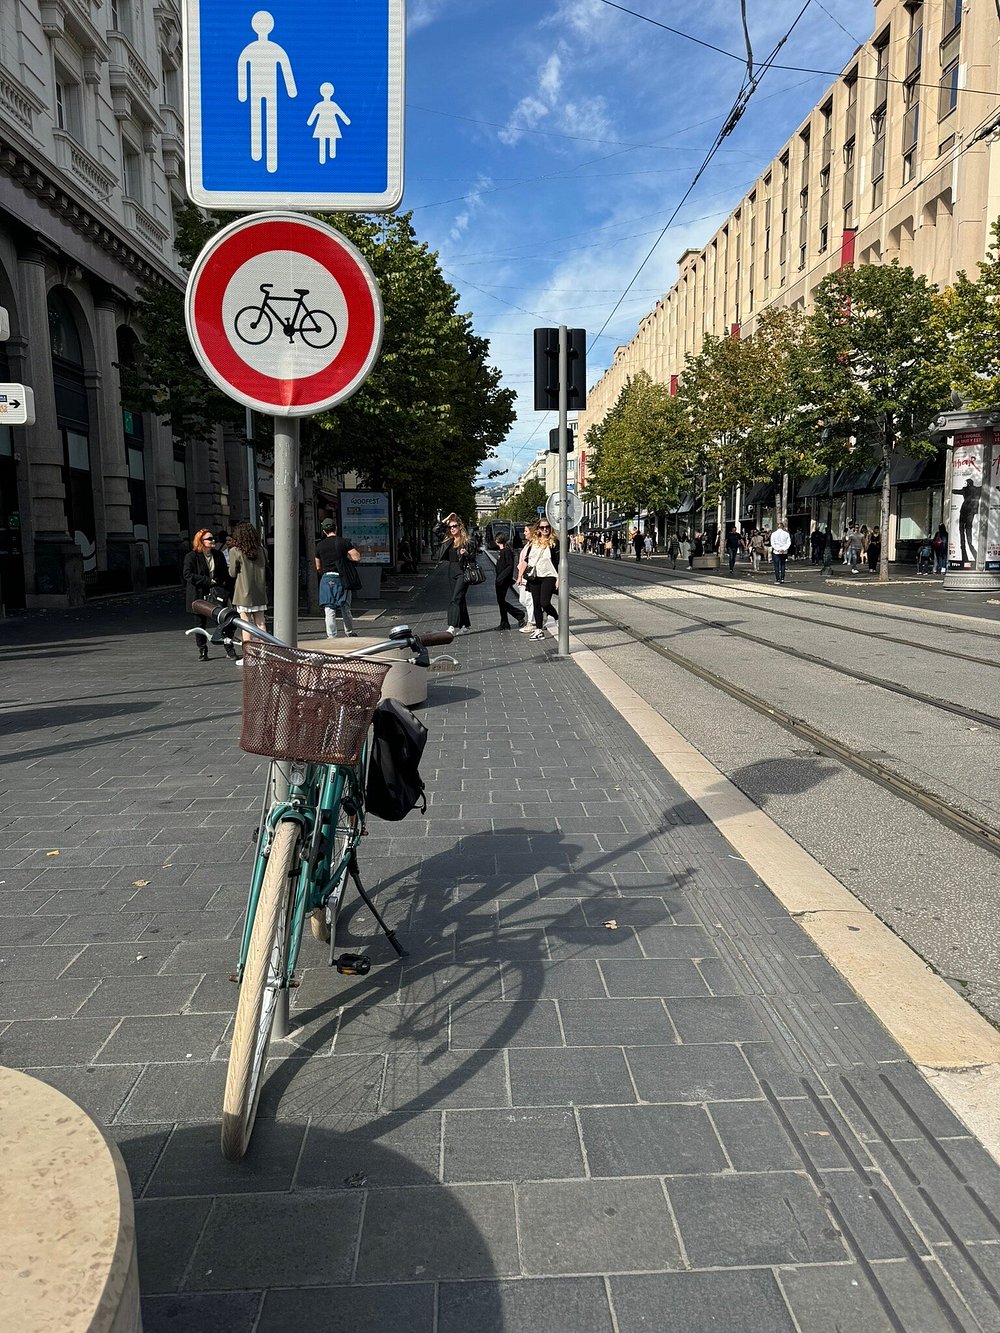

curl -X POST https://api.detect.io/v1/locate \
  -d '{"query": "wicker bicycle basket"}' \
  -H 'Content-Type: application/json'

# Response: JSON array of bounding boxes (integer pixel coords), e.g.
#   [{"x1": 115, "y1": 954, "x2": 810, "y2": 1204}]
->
[{"x1": 239, "y1": 640, "x2": 391, "y2": 765}]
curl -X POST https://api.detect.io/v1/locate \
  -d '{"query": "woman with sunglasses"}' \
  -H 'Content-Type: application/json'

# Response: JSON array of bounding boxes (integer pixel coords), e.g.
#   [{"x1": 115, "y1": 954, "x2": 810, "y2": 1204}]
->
[
  {"x1": 437, "y1": 512, "x2": 476, "y2": 635},
  {"x1": 517, "y1": 520, "x2": 559, "y2": 640},
  {"x1": 183, "y1": 528, "x2": 236, "y2": 661}
]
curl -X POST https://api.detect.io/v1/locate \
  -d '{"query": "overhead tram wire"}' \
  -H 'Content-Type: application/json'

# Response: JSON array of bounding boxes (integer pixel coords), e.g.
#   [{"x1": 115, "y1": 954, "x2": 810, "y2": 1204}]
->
[{"x1": 589, "y1": 1, "x2": 815, "y2": 352}]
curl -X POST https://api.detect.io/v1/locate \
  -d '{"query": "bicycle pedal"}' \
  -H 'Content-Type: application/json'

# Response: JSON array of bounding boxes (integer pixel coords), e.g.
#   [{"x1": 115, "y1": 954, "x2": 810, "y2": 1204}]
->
[{"x1": 335, "y1": 953, "x2": 371, "y2": 976}]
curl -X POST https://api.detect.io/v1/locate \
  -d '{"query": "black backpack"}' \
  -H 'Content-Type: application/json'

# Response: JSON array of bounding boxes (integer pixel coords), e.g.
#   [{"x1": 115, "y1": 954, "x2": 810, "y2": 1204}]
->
[{"x1": 365, "y1": 698, "x2": 428, "y2": 821}]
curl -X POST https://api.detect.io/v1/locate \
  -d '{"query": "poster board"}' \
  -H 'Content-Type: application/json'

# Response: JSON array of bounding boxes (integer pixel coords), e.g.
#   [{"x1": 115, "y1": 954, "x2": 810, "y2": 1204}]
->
[{"x1": 339, "y1": 490, "x2": 391, "y2": 564}]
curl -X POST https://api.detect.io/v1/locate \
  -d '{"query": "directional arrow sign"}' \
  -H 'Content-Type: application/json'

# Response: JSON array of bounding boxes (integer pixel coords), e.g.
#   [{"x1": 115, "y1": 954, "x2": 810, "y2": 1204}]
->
[
  {"x1": 546, "y1": 490, "x2": 582, "y2": 531},
  {"x1": 0, "y1": 385, "x2": 35, "y2": 426}
]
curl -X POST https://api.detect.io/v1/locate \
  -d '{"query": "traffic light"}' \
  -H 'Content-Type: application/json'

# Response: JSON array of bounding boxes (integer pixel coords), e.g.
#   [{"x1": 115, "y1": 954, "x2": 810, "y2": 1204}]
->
[
  {"x1": 533, "y1": 328, "x2": 587, "y2": 411},
  {"x1": 548, "y1": 427, "x2": 575, "y2": 453}
]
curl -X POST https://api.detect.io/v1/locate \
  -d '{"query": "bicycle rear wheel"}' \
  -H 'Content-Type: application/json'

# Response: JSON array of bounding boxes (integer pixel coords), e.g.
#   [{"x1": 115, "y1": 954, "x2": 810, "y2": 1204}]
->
[{"x1": 222, "y1": 819, "x2": 300, "y2": 1161}]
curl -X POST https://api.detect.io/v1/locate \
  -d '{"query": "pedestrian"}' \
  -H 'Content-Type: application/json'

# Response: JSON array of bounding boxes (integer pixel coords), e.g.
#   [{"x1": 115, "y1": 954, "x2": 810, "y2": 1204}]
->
[
  {"x1": 518, "y1": 519, "x2": 559, "y2": 640},
  {"x1": 666, "y1": 532, "x2": 680, "y2": 569},
  {"x1": 724, "y1": 523, "x2": 744, "y2": 575},
  {"x1": 493, "y1": 533, "x2": 527, "y2": 631},
  {"x1": 791, "y1": 528, "x2": 805, "y2": 560},
  {"x1": 632, "y1": 529, "x2": 644, "y2": 561},
  {"x1": 644, "y1": 532, "x2": 654, "y2": 558},
  {"x1": 612, "y1": 532, "x2": 622, "y2": 559},
  {"x1": 932, "y1": 524, "x2": 948, "y2": 574},
  {"x1": 315, "y1": 517, "x2": 361, "y2": 639},
  {"x1": 843, "y1": 525, "x2": 863, "y2": 573},
  {"x1": 769, "y1": 521, "x2": 791, "y2": 584},
  {"x1": 679, "y1": 530, "x2": 691, "y2": 566},
  {"x1": 228, "y1": 520, "x2": 270, "y2": 664},
  {"x1": 866, "y1": 526, "x2": 882, "y2": 576},
  {"x1": 750, "y1": 528, "x2": 766, "y2": 573},
  {"x1": 810, "y1": 527, "x2": 823, "y2": 563},
  {"x1": 692, "y1": 531, "x2": 704, "y2": 560},
  {"x1": 438, "y1": 512, "x2": 476, "y2": 635},
  {"x1": 183, "y1": 528, "x2": 237, "y2": 661}
]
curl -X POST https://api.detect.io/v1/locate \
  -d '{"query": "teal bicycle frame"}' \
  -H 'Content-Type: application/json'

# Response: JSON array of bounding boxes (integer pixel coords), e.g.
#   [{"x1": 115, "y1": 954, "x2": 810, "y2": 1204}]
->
[{"x1": 234, "y1": 753, "x2": 366, "y2": 986}]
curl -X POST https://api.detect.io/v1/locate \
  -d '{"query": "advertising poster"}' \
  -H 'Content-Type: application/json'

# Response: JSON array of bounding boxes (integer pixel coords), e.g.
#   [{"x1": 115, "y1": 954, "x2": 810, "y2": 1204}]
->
[
  {"x1": 339, "y1": 490, "x2": 391, "y2": 564},
  {"x1": 986, "y1": 449, "x2": 1000, "y2": 571},
  {"x1": 948, "y1": 434, "x2": 984, "y2": 569}
]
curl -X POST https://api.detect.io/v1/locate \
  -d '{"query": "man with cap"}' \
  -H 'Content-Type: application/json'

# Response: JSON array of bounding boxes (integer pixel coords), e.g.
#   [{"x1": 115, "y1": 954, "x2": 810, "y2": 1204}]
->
[{"x1": 315, "y1": 518, "x2": 361, "y2": 638}]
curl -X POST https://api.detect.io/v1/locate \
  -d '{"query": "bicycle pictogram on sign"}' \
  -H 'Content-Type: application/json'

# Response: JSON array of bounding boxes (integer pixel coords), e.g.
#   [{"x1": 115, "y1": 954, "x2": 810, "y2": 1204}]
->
[{"x1": 234, "y1": 284, "x2": 337, "y2": 348}]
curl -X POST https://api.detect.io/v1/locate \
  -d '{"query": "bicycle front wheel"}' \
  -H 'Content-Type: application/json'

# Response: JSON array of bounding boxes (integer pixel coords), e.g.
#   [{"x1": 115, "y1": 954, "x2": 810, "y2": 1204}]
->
[
  {"x1": 300, "y1": 309, "x2": 337, "y2": 349},
  {"x1": 234, "y1": 305, "x2": 274, "y2": 346},
  {"x1": 309, "y1": 758, "x2": 365, "y2": 947},
  {"x1": 222, "y1": 820, "x2": 301, "y2": 1161}
]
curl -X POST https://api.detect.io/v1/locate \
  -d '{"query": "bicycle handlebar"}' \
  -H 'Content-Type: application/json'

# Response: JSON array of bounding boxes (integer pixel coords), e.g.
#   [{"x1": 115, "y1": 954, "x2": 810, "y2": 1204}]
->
[{"x1": 189, "y1": 601, "x2": 454, "y2": 658}]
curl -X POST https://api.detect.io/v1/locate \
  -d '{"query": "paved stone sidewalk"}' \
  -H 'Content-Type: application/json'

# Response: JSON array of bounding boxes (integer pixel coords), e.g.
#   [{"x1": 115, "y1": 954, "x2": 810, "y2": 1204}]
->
[{"x1": 2, "y1": 573, "x2": 1000, "y2": 1331}]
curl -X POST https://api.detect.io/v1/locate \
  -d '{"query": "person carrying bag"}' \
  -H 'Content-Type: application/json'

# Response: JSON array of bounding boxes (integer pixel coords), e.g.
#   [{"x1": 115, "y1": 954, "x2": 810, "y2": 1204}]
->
[{"x1": 517, "y1": 519, "x2": 560, "y2": 640}]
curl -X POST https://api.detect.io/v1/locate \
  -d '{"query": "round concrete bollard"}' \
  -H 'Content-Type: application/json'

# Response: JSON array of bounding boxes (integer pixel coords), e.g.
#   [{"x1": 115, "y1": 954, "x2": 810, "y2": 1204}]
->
[
  {"x1": 0, "y1": 1066, "x2": 142, "y2": 1332},
  {"x1": 299, "y1": 636, "x2": 428, "y2": 708}
]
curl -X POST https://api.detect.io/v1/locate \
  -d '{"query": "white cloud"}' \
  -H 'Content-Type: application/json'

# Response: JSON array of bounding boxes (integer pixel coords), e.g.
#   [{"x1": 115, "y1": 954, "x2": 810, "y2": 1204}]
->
[
  {"x1": 500, "y1": 52, "x2": 564, "y2": 145},
  {"x1": 449, "y1": 174, "x2": 493, "y2": 243}
]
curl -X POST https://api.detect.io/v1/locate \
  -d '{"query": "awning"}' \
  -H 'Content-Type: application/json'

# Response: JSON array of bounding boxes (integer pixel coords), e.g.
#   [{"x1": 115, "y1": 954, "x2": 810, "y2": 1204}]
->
[
  {"x1": 671, "y1": 492, "x2": 695, "y2": 514},
  {"x1": 743, "y1": 482, "x2": 775, "y2": 506},
  {"x1": 887, "y1": 455, "x2": 929, "y2": 485},
  {"x1": 833, "y1": 465, "x2": 880, "y2": 494},
  {"x1": 795, "y1": 475, "x2": 831, "y2": 498}
]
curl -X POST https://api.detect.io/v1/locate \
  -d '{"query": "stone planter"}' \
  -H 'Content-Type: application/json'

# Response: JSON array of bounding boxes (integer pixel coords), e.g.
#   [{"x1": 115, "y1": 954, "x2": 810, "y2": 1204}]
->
[{"x1": 691, "y1": 555, "x2": 721, "y2": 570}]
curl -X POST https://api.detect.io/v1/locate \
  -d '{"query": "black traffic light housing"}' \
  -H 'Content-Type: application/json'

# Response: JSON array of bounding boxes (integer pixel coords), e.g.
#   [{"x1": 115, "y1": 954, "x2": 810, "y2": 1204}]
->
[
  {"x1": 548, "y1": 427, "x2": 575, "y2": 453},
  {"x1": 533, "y1": 328, "x2": 587, "y2": 412}
]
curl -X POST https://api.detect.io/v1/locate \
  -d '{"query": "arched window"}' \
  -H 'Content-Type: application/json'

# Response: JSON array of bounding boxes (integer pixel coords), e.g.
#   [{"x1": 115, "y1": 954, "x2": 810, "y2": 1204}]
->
[{"x1": 48, "y1": 289, "x2": 95, "y2": 574}]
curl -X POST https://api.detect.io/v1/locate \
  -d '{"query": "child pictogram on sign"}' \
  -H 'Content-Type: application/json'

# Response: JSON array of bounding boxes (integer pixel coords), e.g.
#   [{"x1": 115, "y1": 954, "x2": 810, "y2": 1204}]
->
[{"x1": 307, "y1": 84, "x2": 351, "y2": 164}]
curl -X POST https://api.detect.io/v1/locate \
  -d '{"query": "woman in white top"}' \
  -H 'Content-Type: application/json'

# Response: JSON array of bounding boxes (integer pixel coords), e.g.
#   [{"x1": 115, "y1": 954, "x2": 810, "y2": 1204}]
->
[{"x1": 517, "y1": 519, "x2": 560, "y2": 640}]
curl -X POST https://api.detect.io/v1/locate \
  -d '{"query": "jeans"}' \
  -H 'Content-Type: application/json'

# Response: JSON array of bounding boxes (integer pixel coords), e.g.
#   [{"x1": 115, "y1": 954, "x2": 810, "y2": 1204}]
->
[
  {"x1": 323, "y1": 589, "x2": 354, "y2": 636},
  {"x1": 772, "y1": 553, "x2": 787, "y2": 583}
]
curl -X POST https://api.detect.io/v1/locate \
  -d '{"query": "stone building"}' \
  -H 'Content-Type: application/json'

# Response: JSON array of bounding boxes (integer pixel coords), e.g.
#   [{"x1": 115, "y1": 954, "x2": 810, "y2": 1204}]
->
[{"x1": 577, "y1": 0, "x2": 1000, "y2": 559}]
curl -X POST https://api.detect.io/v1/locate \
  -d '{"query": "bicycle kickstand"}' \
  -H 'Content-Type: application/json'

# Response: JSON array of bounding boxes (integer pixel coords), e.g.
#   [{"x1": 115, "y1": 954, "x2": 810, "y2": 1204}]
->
[{"x1": 348, "y1": 852, "x2": 408, "y2": 959}]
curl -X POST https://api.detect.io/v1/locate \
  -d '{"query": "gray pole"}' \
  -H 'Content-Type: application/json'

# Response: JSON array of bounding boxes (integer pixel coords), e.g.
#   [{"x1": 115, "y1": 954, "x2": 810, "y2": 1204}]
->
[
  {"x1": 557, "y1": 325, "x2": 570, "y2": 656},
  {"x1": 271, "y1": 413, "x2": 299, "y2": 1037}
]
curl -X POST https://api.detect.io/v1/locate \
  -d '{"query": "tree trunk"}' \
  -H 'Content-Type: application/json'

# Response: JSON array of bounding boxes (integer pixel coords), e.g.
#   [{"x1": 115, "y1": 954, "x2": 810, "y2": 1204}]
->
[
  {"x1": 780, "y1": 472, "x2": 789, "y2": 527},
  {"x1": 878, "y1": 414, "x2": 892, "y2": 581}
]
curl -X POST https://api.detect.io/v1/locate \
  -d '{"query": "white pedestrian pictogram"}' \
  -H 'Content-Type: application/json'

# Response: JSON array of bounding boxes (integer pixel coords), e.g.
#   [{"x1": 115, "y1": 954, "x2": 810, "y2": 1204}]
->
[
  {"x1": 307, "y1": 83, "x2": 351, "y2": 164},
  {"x1": 237, "y1": 11, "x2": 297, "y2": 174}
]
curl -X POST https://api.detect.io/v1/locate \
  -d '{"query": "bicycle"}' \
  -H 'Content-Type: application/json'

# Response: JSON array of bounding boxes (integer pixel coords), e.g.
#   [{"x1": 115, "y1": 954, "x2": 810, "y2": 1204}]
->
[
  {"x1": 234, "y1": 284, "x2": 337, "y2": 349},
  {"x1": 189, "y1": 600, "x2": 452, "y2": 1160}
]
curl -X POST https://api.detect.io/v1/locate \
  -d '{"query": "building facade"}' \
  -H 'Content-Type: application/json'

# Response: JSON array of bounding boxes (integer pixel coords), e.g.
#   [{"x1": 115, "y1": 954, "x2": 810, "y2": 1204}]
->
[{"x1": 577, "y1": 0, "x2": 1000, "y2": 557}]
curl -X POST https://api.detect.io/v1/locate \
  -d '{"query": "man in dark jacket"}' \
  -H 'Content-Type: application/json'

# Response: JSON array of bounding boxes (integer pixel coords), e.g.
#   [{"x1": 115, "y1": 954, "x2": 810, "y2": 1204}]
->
[{"x1": 493, "y1": 534, "x2": 527, "y2": 630}]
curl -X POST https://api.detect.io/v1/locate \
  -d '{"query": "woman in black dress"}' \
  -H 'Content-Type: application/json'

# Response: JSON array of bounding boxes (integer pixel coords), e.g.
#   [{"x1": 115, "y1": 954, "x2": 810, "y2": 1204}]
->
[
  {"x1": 182, "y1": 528, "x2": 235, "y2": 661},
  {"x1": 437, "y1": 513, "x2": 476, "y2": 635}
]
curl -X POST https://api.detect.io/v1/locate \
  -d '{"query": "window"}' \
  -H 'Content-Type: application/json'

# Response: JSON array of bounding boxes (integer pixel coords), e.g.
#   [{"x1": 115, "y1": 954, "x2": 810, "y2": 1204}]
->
[
  {"x1": 939, "y1": 61, "x2": 959, "y2": 119},
  {"x1": 874, "y1": 34, "x2": 890, "y2": 110},
  {"x1": 871, "y1": 108, "x2": 886, "y2": 183},
  {"x1": 942, "y1": 0, "x2": 962, "y2": 38},
  {"x1": 54, "y1": 67, "x2": 82, "y2": 140},
  {"x1": 122, "y1": 139, "x2": 143, "y2": 203},
  {"x1": 110, "y1": 0, "x2": 133, "y2": 39}
]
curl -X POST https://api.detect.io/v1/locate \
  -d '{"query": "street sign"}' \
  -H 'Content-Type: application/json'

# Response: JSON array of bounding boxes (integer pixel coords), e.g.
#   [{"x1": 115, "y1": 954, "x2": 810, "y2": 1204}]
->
[
  {"x1": 0, "y1": 385, "x2": 35, "y2": 426},
  {"x1": 185, "y1": 212, "x2": 383, "y2": 416},
  {"x1": 182, "y1": 0, "x2": 405, "y2": 211},
  {"x1": 546, "y1": 490, "x2": 582, "y2": 531}
]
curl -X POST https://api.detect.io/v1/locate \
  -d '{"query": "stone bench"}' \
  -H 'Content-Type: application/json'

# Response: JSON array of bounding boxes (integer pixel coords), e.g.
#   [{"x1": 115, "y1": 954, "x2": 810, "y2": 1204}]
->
[{"x1": 0, "y1": 1066, "x2": 141, "y2": 1332}]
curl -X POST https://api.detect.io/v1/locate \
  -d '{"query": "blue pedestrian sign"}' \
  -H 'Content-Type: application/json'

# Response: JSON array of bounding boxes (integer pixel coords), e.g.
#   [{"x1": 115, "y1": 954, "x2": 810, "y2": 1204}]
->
[{"x1": 182, "y1": 0, "x2": 404, "y2": 211}]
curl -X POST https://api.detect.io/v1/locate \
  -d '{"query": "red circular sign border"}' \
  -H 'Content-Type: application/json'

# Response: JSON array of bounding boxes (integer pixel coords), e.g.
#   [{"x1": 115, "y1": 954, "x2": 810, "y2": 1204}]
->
[{"x1": 187, "y1": 215, "x2": 381, "y2": 414}]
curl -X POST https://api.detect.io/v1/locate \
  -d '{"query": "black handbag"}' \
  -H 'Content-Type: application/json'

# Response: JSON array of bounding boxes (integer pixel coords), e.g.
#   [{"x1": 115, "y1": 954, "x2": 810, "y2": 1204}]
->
[{"x1": 462, "y1": 558, "x2": 486, "y2": 586}]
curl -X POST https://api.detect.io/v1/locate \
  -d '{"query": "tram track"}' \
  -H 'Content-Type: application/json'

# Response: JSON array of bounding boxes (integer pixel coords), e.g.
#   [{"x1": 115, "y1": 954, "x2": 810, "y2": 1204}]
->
[
  {"x1": 569, "y1": 584, "x2": 1000, "y2": 858},
  {"x1": 575, "y1": 568, "x2": 1000, "y2": 733},
  {"x1": 574, "y1": 558, "x2": 1000, "y2": 669}
]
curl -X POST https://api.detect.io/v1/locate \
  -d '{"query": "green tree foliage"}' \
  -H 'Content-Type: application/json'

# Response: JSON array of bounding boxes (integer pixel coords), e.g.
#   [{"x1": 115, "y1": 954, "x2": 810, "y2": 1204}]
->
[
  {"x1": 498, "y1": 477, "x2": 547, "y2": 523},
  {"x1": 120, "y1": 207, "x2": 515, "y2": 527},
  {"x1": 584, "y1": 372, "x2": 689, "y2": 518},
  {"x1": 803, "y1": 262, "x2": 950, "y2": 579},
  {"x1": 935, "y1": 215, "x2": 1000, "y2": 409}
]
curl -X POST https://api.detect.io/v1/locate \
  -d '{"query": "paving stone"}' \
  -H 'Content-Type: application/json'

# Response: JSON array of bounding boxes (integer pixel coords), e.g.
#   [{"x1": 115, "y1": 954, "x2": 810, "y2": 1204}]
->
[
  {"x1": 559, "y1": 998, "x2": 676, "y2": 1046},
  {"x1": 28, "y1": 1062, "x2": 144, "y2": 1124},
  {"x1": 60, "y1": 941, "x2": 176, "y2": 977},
  {"x1": 0, "y1": 914, "x2": 69, "y2": 945},
  {"x1": 145, "y1": 1120, "x2": 307, "y2": 1197},
  {"x1": 545, "y1": 926, "x2": 645, "y2": 962},
  {"x1": 108, "y1": 1123, "x2": 173, "y2": 1196},
  {"x1": 665, "y1": 995, "x2": 771, "y2": 1043},
  {"x1": 296, "y1": 1112, "x2": 442, "y2": 1189},
  {"x1": 516, "y1": 1178, "x2": 681, "y2": 1275},
  {"x1": 0, "y1": 943, "x2": 82, "y2": 979},
  {"x1": 135, "y1": 1197, "x2": 213, "y2": 1293},
  {"x1": 778, "y1": 1259, "x2": 961, "y2": 1333},
  {"x1": 579, "y1": 1103, "x2": 728, "y2": 1177},
  {"x1": 116, "y1": 1059, "x2": 230, "y2": 1123},
  {"x1": 708, "y1": 1097, "x2": 803, "y2": 1170},
  {"x1": 0, "y1": 1015, "x2": 120, "y2": 1065},
  {"x1": 381, "y1": 1050, "x2": 509, "y2": 1112},
  {"x1": 76, "y1": 974, "x2": 201, "y2": 1017},
  {"x1": 633, "y1": 923, "x2": 720, "y2": 958},
  {"x1": 599, "y1": 958, "x2": 711, "y2": 998},
  {"x1": 256, "y1": 1285, "x2": 433, "y2": 1333},
  {"x1": 142, "y1": 1292, "x2": 263, "y2": 1333},
  {"x1": 46, "y1": 913, "x2": 153, "y2": 944},
  {"x1": 438, "y1": 1277, "x2": 614, "y2": 1333},
  {"x1": 355, "y1": 1183, "x2": 518, "y2": 1282},
  {"x1": 667, "y1": 1172, "x2": 847, "y2": 1267},
  {"x1": 610, "y1": 1270, "x2": 796, "y2": 1333},
  {"x1": 444, "y1": 1107, "x2": 584, "y2": 1182},
  {"x1": 499, "y1": 959, "x2": 606, "y2": 1000},
  {"x1": 333, "y1": 1001, "x2": 438, "y2": 1054},
  {"x1": 187, "y1": 1192, "x2": 364, "y2": 1289},
  {"x1": 450, "y1": 1000, "x2": 563, "y2": 1049},
  {"x1": 508, "y1": 1046, "x2": 637, "y2": 1107},
  {"x1": 95, "y1": 1013, "x2": 230, "y2": 1064},
  {"x1": 0, "y1": 977, "x2": 99, "y2": 1019}
]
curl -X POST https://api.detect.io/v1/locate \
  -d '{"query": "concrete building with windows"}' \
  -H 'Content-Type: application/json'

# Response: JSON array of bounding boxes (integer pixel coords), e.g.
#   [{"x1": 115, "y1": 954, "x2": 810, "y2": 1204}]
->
[
  {"x1": 577, "y1": 0, "x2": 1000, "y2": 559},
  {"x1": 0, "y1": 0, "x2": 271, "y2": 608}
]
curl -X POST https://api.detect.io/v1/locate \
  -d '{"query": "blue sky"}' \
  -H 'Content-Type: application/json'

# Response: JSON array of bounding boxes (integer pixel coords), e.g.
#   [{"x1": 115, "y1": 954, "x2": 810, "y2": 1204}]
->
[{"x1": 402, "y1": 0, "x2": 877, "y2": 484}]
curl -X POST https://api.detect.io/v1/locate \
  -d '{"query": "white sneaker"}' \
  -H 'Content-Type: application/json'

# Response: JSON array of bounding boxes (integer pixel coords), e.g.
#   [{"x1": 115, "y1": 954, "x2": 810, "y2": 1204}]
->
[
  {"x1": 447, "y1": 625, "x2": 457, "y2": 634},
  {"x1": 531, "y1": 629, "x2": 546, "y2": 640},
  {"x1": 519, "y1": 624, "x2": 535, "y2": 634}
]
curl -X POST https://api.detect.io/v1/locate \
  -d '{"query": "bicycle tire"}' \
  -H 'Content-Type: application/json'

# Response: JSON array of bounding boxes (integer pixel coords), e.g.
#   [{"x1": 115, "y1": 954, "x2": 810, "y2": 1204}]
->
[
  {"x1": 299, "y1": 309, "x2": 337, "y2": 350},
  {"x1": 234, "y1": 305, "x2": 274, "y2": 346},
  {"x1": 309, "y1": 757, "x2": 364, "y2": 946},
  {"x1": 221, "y1": 820, "x2": 300, "y2": 1161}
]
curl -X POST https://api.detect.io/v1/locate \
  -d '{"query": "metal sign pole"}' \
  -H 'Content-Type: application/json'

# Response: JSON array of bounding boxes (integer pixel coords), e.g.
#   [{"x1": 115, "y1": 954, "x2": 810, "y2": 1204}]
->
[
  {"x1": 557, "y1": 325, "x2": 570, "y2": 657},
  {"x1": 271, "y1": 412, "x2": 298, "y2": 1038}
]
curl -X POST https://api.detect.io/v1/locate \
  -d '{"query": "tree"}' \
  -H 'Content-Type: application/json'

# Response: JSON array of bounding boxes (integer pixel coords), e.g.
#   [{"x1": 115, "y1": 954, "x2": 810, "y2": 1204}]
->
[
  {"x1": 584, "y1": 372, "x2": 689, "y2": 522},
  {"x1": 935, "y1": 215, "x2": 1000, "y2": 410},
  {"x1": 803, "y1": 262, "x2": 951, "y2": 580},
  {"x1": 498, "y1": 478, "x2": 546, "y2": 524}
]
